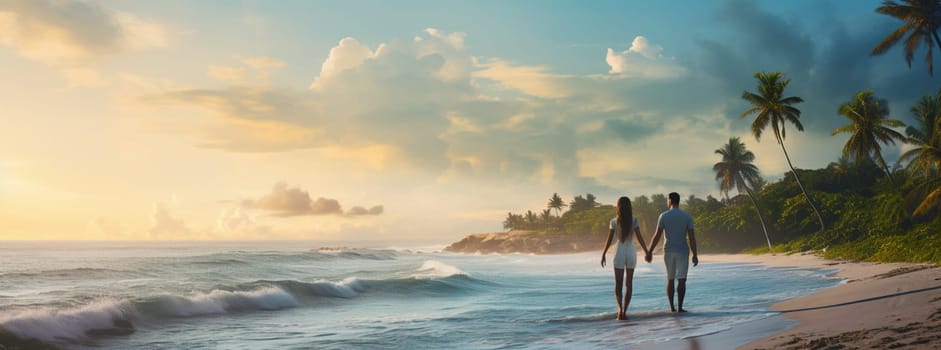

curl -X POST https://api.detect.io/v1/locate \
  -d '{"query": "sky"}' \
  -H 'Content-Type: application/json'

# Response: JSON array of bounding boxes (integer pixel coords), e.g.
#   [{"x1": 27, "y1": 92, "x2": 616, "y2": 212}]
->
[{"x1": 0, "y1": 0, "x2": 937, "y2": 242}]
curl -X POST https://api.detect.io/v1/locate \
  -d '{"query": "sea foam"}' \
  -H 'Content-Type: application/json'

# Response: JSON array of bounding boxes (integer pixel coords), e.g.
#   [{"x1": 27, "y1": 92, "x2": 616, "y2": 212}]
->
[
  {"x1": 412, "y1": 260, "x2": 468, "y2": 279},
  {"x1": 305, "y1": 277, "x2": 364, "y2": 298},
  {"x1": 152, "y1": 286, "x2": 298, "y2": 317}
]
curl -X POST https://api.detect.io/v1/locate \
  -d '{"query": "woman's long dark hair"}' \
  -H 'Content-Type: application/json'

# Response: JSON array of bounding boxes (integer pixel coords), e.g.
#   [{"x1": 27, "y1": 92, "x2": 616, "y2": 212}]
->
[{"x1": 617, "y1": 196, "x2": 633, "y2": 242}]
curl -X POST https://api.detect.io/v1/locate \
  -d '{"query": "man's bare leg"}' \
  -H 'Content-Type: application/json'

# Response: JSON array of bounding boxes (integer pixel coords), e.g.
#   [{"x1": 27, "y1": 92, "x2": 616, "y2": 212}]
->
[
  {"x1": 666, "y1": 279, "x2": 676, "y2": 312},
  {"x1": 677, "y1": 278, "x2": 688, "y2": 312}
]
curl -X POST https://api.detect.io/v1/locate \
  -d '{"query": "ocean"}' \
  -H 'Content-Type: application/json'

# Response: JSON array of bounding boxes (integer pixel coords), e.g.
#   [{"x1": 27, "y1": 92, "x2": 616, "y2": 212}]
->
[{"x1": 0, "y1": 241, "x2": 841, "y2": 349}]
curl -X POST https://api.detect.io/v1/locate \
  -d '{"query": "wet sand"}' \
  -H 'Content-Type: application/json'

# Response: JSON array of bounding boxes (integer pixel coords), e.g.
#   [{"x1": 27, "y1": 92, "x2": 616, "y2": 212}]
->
[{"x1": 710, "y1": 253, "x2": 941, "y2": 350}]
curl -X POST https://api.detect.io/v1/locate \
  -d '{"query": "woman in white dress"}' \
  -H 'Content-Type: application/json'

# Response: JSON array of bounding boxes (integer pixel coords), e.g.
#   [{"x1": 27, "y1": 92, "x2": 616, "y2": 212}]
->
[{"x1": 600, "y1": 196, "x2": 649, "y2": 320}]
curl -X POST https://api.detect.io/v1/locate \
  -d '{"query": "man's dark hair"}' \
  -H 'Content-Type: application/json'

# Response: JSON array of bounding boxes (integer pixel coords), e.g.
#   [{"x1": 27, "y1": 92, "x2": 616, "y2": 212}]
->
[{"x1": 668, "y1": 192, "x2": 680, "y2": 206}]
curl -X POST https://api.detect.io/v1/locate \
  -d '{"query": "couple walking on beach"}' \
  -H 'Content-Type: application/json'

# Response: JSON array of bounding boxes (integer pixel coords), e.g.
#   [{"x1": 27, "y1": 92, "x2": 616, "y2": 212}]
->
[{"x1": 600, "y1": 192, "x2": 699, "y2": 320}]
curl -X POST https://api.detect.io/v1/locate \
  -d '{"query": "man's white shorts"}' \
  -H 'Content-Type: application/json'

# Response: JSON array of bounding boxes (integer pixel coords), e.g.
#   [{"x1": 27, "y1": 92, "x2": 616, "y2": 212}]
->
[{"x1": 664, "y1": 251, "x2": 689, "y2": 280}]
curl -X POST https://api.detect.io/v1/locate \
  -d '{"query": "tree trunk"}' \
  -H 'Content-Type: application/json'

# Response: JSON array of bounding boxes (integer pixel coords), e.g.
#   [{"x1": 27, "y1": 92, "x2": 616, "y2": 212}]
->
[
  {"x1": 744, "y1": 186, "x2": 772, "y2": 249},
  {"x1": 934, "y1": 30, "x2": 941, "y2": 54},
  {"x1": 776, "y1": 129, "x2": 826, "y2": 231},
  {"x1": 927, "y1": 30, "x2": 941, "y2": 76},
  {"x1": 874, "y1": 151, "x2": 896, "y2": 186}
]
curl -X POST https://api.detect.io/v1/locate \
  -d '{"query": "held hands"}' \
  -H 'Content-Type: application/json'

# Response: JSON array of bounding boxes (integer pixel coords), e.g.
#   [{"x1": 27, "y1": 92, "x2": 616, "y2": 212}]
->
[{"x1": 644, "y1": 249, "x2": 652, "y2": 263}]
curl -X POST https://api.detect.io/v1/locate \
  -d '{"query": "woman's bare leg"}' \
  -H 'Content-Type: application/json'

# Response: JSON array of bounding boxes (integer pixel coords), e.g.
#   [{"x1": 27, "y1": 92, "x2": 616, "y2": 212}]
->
[
  {"x1": 614, "y1": 268, "x2": 625, "y2": 320},
  {"x1": 622, "y1": 268, "x2": 635, "y2": 319}
]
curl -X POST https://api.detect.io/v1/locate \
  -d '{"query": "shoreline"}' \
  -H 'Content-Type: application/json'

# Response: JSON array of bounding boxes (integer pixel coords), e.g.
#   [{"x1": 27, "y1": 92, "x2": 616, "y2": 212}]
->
[{"x1": 705, "y1": 253, "x2": 941, "y2": 349}]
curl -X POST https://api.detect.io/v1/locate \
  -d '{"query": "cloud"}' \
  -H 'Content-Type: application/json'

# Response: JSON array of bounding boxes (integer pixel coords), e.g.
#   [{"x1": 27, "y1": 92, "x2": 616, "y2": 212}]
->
[
  {"x1": 207, "y1": 56, "x2": 286, "y2": 83},
  {"x1": 207, "y1": 65, "x2": 246, "y2": 82},
  {"x1": 474, "y1": 59, "x2": 573, "y2": 98},
  {"x1": 148, "y1": 202, "x2": 190, "y2": 239},
  {"x1": 717, "y1": 0, "x2": 814, "y2": 77},
  {"x1": 249, "y1": 182, "x2": 333, "y2": 216},
  {"x1": 606, "y1": 36, "x2": 687, "y2": 79},
  {"x1": 217, "y1": 204, "x2": 254, "y2": 231},
  {"x1": 309, "y1": 197, "x2": 342, "y2": 215},
  {"x1": 310, "y1": 37, "x2": 376, "y2": 90},
  {"x1": 347, "y1": 205, "x2": 384, "y2": 216},
  {"x1": 414, "y1": 28, "x2": 471, "y2": 81},
  {"x1": 245, "y1": 182, "x2": 380, "y2": 217},
  {"x1": 149, "y1": 29, "x2": 484, "y2": 172},
  {"x1": 141, "y1": 15, "x2": 935, "y2": 202},
  {"x1": 0, "y1": 0, "x2": 167, "y2": 66},
  {"x1": 243, "y1": 56, "x2": 285, "y2": 70},
  {"x1": 599, "y1": 116, "x2": 662, "y2": 144},
  {"x1": 215, "y1": 204, "x2": 273, "y2": 237},
  {"x1": 62, "y1": 67, "x2": 105, "y2": 87},
  {"x1": 142, "y1": 28, "x2": 704, "y2": 194},
  {"x1": 88, "y1": 216, "x2": 124, "y2": 237}
]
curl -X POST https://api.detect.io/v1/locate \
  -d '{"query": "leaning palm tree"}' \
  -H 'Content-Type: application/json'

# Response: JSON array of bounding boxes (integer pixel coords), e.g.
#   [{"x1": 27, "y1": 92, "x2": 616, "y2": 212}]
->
[
  {"x1": 741, "y1": 71, "x2": 825, "y2": 231},
  {"x1": 714, "y1": 137, "x2": 772, "y2": 249},
  {"x1": 832, "y1": 89, "x2": 907, "y2": 185},
  {"x1": 909, "y1": 172, "x2": 941, "y2": 216},
  {"x1": 900, "y1": 90, "x2": 941, "y2": 216},
  {"x1": 872, "y1": 0, "x2": 941, "y2": 76}
]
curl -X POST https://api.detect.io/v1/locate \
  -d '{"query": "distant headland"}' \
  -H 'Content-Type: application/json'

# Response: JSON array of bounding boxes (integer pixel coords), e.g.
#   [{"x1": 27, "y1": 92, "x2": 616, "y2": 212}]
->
[{"x1": 443, "y1": 230, "x2": 597, "y2": 254}]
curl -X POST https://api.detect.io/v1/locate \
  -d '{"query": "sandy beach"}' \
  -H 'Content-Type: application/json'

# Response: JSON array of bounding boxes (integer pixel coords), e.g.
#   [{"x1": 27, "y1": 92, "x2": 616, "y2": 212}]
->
[{"x1": 703, "y1": 254, "x2": 941, "y2": 349}]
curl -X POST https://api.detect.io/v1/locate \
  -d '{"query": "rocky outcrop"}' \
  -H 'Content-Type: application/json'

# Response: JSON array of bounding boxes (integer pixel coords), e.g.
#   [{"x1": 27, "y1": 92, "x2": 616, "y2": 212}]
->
[{"x1": 444, "y1": 230, "x2": 600, "y2": 254}]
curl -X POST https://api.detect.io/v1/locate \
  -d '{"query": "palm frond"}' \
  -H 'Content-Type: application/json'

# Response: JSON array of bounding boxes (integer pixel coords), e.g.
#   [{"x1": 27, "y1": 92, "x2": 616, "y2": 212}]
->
[
  {"x1": 832, "y1": 124, "x2": 856, "y2": 135},
  {"x1": 873, "y1": 21, "x2": 913, "y2": 55}
]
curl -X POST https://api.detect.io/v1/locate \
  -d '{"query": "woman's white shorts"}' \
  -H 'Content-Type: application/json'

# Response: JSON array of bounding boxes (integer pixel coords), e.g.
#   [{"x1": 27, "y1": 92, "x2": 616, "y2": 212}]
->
[{"x1": 613, "y1": 241, "x2": 637, "y2": 269}]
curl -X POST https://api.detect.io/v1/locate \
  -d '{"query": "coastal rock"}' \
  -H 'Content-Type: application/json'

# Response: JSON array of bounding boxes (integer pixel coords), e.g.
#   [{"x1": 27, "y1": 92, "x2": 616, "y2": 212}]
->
[{"x1": 444, "y1": 230, "x2": 598, "y2": 254}]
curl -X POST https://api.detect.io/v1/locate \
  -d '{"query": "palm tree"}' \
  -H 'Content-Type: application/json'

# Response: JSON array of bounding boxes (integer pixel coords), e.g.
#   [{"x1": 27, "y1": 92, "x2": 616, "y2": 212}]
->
[
  {"x1": 569, "y1": 195, "x2": 588, "y2": 212},
  {"x1": 547, "y1": 193, "x2": 566, "y2": 216},
  {"x1": 714, "y1": 137, "x2": 772, "y2": 249},
  {"x1": 901, "y1": 91, "x2": 941, "y2": 176},
  {"x1": 585, "y1": 193, "x2": 599, "y2": 208},
  {"x1": 741, "y1": 71, "x2": 825, "y2": 231},
  {"x1": 503, "y1": 212, "x2": 519, "y2": 231},
  {"x1": 872, "y1": 0, "x2": 941, "y2": 76},
  {"x1": 832, "y1": 89, "x2": 907, "y2": 185},
  {"x1": 540, "y1": 209, "x2": 553, "y2": 231},
  {"x1": 900, "y1": 90, "x2": 941, "y2": 216},
  {"x1": 827, "y1": 155, "x2": 855, "y2": 175},
  {"x1": 525, "y1": 210, "x2": 538, "y2": 229}
]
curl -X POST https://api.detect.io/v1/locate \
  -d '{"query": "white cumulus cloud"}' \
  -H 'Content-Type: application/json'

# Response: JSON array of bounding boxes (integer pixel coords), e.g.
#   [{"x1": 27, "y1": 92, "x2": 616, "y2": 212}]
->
[
  {"x1": 606, "y1": 36, "x2": 686, "y2": 79},
  {"x1": 311, "y1": 37, "x2": 377, "y2": 90}
]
